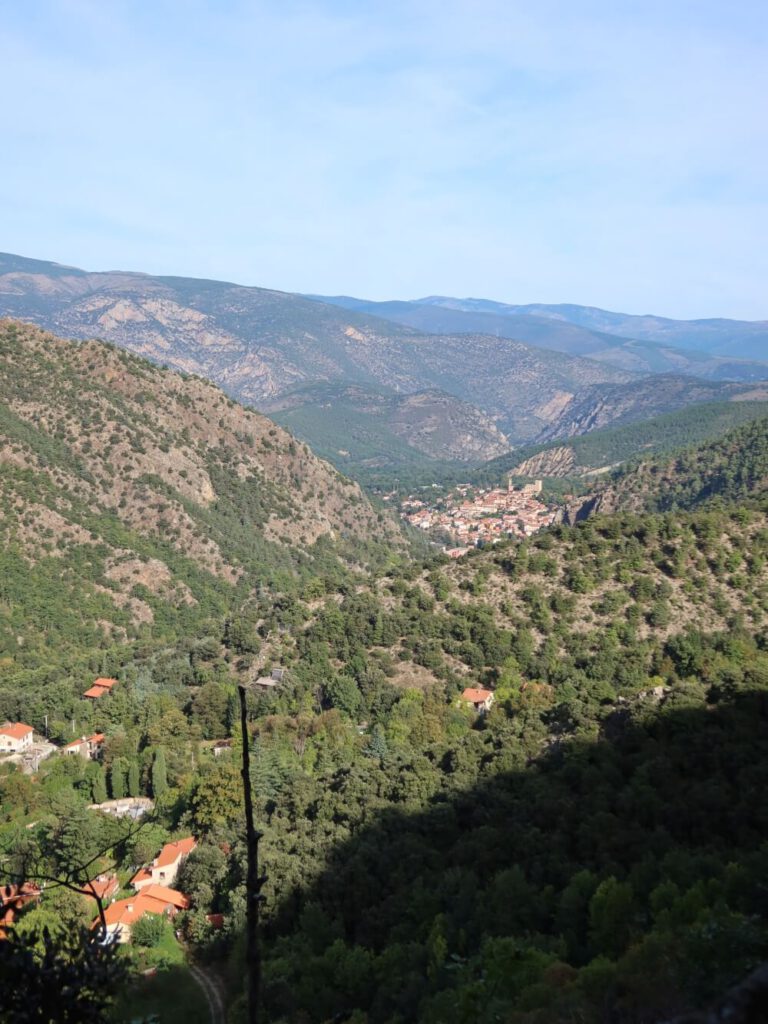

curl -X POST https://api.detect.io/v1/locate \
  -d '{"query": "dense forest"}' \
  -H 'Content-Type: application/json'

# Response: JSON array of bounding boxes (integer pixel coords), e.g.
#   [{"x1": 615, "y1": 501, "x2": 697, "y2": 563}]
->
[{"x1": 1, "y1": 324, "x2": 768, "y2": 1023}]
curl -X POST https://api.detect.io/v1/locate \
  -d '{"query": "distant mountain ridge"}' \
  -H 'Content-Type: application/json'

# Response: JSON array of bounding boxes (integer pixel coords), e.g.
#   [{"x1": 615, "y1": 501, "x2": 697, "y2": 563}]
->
[
  {"x1": 0, "y1": 252, "x2": 638, "y2": 446},
  {"x1": 3, "y1": 252, "x2": 767, "y2": 482},
  {"x1": 311, "y1": 294, "x2": 768, "y2": 380},
  {"x1": 416, "y1": 295, "x2": 768, "y2": 361}
]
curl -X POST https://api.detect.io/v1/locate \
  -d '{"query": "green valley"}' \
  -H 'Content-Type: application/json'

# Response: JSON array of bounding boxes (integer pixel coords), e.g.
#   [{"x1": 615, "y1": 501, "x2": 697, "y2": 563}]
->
[{"x1": 2, "y1": 318, "x2": 768, "y2": 1022}]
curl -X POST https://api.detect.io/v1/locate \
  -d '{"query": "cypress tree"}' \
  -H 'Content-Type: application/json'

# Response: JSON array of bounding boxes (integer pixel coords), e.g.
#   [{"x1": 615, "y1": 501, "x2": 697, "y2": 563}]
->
[
  {"x1": 128, "y1": 760, "x2": 140, "y2": 797},
  {"x1": 92, "y1": 766, "x2": 108, "y2": 804},
  {"x1": 109, "y1": 759, "x2": 127, "y2": 800},
  {"x1": 152, "y1": 748, "x2": 168, "y2": 798}
]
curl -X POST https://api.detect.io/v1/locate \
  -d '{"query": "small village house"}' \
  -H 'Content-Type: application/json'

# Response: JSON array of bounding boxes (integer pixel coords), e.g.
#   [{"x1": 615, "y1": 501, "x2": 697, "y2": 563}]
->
[
  {"x1": 131, "y1": 836, "x2": 197, "y2": 891},
  {"x1": 62, "y1": 732, "x2": 105, "y2": 759},
  {"x1": 88, "y1": 796, "x2": 154, "y2": 819},
  {"x1": 461, "y1": 687, "x2": 495, "y2": 714},
  {"x1": 98, "y1": 885, "x2": 189, "y2": 944},
  {"x1": 86, "y1": 874, "x2": 119, "y2": 904},
  {"x1": 253, "y1": 666, "x2": 287, "y2": 692},
  {"x1": 83, "y1": 677, "x2": 118, "y2": 700},
  {"x1": 0, "y1": 722, "x2": 34, "y2": 754},
  {"x1": 0, "y1": 882, "x2": 40, "y2": 939}
]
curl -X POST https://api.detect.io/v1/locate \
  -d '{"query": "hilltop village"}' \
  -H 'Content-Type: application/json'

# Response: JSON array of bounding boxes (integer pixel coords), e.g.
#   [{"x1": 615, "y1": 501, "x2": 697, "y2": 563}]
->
[{"x1": 397, "y1": 479, "x2": 556, "y2": 554}]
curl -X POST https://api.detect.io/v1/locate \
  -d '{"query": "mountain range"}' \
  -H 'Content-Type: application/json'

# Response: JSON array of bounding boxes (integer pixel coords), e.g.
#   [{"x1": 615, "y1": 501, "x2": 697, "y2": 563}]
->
[
  {"x1": 1, "y1": 252, "x2": 767, "y2": 485},
  {"x1": 313, "y1": 294, "x2": 768, "y2": 379}
]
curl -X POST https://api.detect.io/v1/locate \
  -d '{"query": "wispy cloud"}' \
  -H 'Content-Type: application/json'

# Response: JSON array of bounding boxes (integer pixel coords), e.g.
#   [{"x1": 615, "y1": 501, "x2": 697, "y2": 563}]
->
[{"x1": 1, "y1": 0, "x2": 766, "y2": 317}]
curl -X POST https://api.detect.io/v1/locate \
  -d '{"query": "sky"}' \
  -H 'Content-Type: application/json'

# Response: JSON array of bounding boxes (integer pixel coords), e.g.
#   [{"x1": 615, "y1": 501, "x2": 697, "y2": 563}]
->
[{"x1": 1, "y1": 0, "x2": 766, "y2": 319}]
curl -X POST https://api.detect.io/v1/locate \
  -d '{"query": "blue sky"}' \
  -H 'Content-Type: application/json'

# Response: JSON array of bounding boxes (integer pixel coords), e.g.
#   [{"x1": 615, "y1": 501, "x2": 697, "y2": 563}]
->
[{"x1": 1, "y1": 0, "x2": 766, "y2": 318}]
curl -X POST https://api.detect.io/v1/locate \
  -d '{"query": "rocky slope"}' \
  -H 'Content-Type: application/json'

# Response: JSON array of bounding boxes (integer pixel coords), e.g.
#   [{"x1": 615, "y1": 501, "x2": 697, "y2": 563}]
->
[
  {"x1": 536, "y1": 375, "x2": 768, "y2": 441},
  {"x1": 0, "y1": 252, "x2": 635, "y2": 443},
  {"x1": 264, "y1": 382, "x2": 511, "y2": 466},
  {"x1": 0, "y1": 320, "x2": 400, "y2": 641}
]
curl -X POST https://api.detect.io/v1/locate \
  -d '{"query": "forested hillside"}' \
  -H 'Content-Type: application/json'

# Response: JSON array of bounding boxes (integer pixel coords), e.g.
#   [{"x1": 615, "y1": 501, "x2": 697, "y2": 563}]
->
[
  {"x1": 0, "y1": 320, "x2": 402, "y2": 727},
  {"x1": 469, "y1": 399, "x2": 768, "y2": 485},
  {"x1": 2, "y1": 333, "x2": 768, "y2": 1023},
  {"x1": 567, "y1": 414, "x2": 768, "y2": 520}
]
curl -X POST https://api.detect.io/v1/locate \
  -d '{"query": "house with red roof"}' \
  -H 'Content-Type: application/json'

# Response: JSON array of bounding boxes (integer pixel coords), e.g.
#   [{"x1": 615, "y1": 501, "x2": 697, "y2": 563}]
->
[
  {"x1": 62, "y1": 733, "x2": 105, "y2": 759},
  {"x1": 86, "y1": 873, "x2": 119, "y2": 905},
  {"x1": 131, "y1": 836, "x2": 197, "y2": 892},
  {"x1": 83, "y1": 678, "x2": 118, "y2": 700},
  {"x1": 0, "y1": 882, "x2": 40, "y2": 939},
  {"x1": 0, "y1": 722, "x2": 34, "y2": 754},
  {"x1": 97, "y1": 885, "x2": 189, "y2": 944},
  {"x1": 461, "y1": 687, "x2": 495, "y2": 714}
]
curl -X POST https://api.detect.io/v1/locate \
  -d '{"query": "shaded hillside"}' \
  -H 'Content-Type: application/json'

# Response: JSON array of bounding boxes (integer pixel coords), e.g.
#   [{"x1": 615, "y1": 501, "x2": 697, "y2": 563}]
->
[
  {"x1": 263, "y1": 382, "x2": 510, "y2": 476},
  {"x1": 0, "y1": 320, "x2": 401, "y2": 689},
  {"x1": 0, "y1": 252, "x2": 633, "y2": 444},
  {"x1": 172, "y1": 494, "x2": 768, "y2": 1022},
  {"x1": 259, "y1": 695, "x2": 768, "y2": 1024},
  {"x1": 316, "y1": 294, "x2": 768, "y2": 381},
  {"x1": 417, "y1": 296, "x2": 768, "y2": 361}
]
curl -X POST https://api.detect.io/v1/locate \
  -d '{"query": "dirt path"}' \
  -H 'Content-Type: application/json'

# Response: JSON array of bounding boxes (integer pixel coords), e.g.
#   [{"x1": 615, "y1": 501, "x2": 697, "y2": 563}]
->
[{"x1": 189, "y1": 963, "x2": 225, "y2": 1024}]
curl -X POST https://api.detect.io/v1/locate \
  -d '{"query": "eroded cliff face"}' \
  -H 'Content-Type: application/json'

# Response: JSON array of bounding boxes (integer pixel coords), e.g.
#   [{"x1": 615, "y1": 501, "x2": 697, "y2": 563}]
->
[{"x1": 510, "y1": 446, "x2": 576, "y2": 478}]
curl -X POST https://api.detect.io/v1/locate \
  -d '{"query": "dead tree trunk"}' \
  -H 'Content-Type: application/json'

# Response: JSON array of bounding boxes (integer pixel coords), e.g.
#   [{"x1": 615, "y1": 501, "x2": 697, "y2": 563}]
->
[{"x1": 239, "y1": 682, "x2": 266, "y2": 1024}]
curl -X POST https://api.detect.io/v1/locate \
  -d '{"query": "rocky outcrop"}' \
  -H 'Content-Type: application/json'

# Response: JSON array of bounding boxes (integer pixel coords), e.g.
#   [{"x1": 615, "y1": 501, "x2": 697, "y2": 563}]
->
[{"x1": 511, "y1": 445, "x2": 575, "y2": 478}]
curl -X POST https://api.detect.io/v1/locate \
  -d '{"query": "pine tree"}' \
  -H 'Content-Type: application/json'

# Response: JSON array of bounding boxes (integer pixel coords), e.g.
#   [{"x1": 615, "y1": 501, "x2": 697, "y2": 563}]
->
[
  {"x1": 365, "y1": 724, "x2": 389, "y2": 760},
  {"x1": 251, "y1": 737, "x2": 284, "y2": 801}
]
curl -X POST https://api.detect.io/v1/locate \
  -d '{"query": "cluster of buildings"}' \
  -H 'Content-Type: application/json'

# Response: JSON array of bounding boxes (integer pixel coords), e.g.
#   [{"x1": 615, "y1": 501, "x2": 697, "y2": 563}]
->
[
  {"x1": 0, "y1": 671, "x2": 212, "y2": 947},
  {"x1": 98, "y1": 837, "x2": 197, "y2": 943},
  {"x1": 0, "y1": 676, "x2": 119, "y2": 774},
  {"x1": 401, "y1": 479, "x2": 555, "y2": 555},
  {"x1": 0, "y1": 828, "x2": 198, "y2": 947}
]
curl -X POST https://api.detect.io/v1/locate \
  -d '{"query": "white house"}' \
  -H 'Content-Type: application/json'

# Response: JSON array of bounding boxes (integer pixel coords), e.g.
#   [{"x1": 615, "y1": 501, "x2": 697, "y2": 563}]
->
[
  {"x1": 131, "y1": 837, "x2": 197, "y2": 891},
  {"x1": 0, "y1": 722, "x2": 34, "y2": 753}
]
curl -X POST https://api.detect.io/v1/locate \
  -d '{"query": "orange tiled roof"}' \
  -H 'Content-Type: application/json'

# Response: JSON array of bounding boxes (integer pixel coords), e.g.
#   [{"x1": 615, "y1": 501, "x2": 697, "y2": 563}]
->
[
  {"x1": 0, "y1": 883, "x2": 41, "y2": 939},
  {"x1": 87, "y1": 875, "x2": 119, "y2": 902},
  {"x1": 130, "y1": 866, "x2": 152, "y2": 888},
  {"x1": 99, "y1": 887, "x2": 189, "y2": 930},
  {"x1": 140, "y1": 885, "x2": 190, "y2": 909},
  {"x1": 155, "y1": 837, "x2": 196, "y2": 869},
  {"x1": 461, "y1": 687, "x2": 494, "y2": 703},
  {"x1": 83, "y1": 686, "x2": 109, "y2": 699},
  {"x1": 84, "y1": 679, "x2": 117, "y2": 699},
  {"x1": 0, "y1": 722, "x2": 33, "y2": 740},
  {"x1": 64, "y1": 732, "x2": 106, "y2": 749}
]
